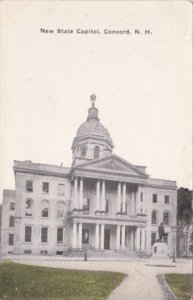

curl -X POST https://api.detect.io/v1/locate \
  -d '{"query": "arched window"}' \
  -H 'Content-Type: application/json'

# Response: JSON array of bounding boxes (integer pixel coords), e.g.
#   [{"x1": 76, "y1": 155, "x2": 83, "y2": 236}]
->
[
  {"x1": 42, "y1": 208, "x2": 48, "y2": 217},
  {"x1": 83, "y1": 197, "x2": 90, "y2": 212},
  {"x1": 151, "y1": 210, "x2": 158, "y2": 225},
  {"x1": 9, "y1": 216, "x2": 14, "y2": 227},
  {"x1": 25, "y1": 199, "x2": 33, "y2": 216},
  {"x1": 26, "y1": 199, "x2": 32, "y2": 209},
  {"x1": 94, "y1": 146, "x2": 100, "y2": 159},
  {"x1": 41, "y1": 200, "x2": 49, "y2": 218},
  {"x1": 163, "y1": 211, "x2": 170, "y2": 225},
  {"x1": 56, "y1": 201, "x2": 66, "y2": 218}
]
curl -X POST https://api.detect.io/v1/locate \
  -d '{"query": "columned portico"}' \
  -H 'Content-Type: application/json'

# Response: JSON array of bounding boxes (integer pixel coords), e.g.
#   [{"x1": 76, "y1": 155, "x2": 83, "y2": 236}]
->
[{"x1": 72, "y1": 177, "x2": 84, "y2": 210}]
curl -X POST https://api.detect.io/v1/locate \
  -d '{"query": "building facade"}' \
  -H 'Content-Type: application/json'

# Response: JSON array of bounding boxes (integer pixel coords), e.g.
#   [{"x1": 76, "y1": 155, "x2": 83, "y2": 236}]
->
[{"x1": 1, "y1": 96, "x2": 177, "y2": 256}]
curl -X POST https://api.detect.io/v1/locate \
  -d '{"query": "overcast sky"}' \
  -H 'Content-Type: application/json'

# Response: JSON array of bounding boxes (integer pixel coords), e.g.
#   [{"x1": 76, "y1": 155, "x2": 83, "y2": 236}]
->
[{"x1": 0, "y1": 1, "x2": 192, "y2": 201}]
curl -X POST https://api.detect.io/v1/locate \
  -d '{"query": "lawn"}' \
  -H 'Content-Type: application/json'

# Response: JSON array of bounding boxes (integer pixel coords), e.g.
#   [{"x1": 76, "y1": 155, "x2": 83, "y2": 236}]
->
[
  {"x1": 0, "y1": 261, "x2": 125, "y2": 300},
  {"x1": 164, "y1": 273, "x2": 192, "y2": 300}
]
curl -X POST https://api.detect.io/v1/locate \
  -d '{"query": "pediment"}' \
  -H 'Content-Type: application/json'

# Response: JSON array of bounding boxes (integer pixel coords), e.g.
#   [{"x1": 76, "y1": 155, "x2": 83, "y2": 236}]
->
[{"x1": 75, "y1": 154, "x2": 148, "y2": 177}]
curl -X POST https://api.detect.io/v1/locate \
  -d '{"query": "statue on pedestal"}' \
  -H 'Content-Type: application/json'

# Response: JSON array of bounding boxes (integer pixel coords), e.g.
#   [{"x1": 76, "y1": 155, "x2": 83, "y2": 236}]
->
[{"x1": 158, "y1": 222, "x2": 165, "y2": 242}]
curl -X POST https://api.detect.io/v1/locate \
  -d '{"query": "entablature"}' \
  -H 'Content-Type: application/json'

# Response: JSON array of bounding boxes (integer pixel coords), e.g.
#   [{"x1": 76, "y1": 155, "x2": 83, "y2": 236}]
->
[
  {"x1": 70, "y1": 168, "x2": 148, "y2": 184},
  {"x1": 68, "y1": 211, "x2": 147, "y2": 227}
]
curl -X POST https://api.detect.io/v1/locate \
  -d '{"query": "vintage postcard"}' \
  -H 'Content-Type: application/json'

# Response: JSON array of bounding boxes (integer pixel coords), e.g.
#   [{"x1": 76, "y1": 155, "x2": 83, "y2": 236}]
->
[{"x1": 0, "y1": 1, "x2": 192, "y2": 300}]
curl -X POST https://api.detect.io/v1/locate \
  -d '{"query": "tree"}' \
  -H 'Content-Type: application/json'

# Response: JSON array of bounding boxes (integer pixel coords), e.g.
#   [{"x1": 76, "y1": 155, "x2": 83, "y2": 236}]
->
[{"x1": 177, "y1": 187, "x2": 192, "y2": 256}]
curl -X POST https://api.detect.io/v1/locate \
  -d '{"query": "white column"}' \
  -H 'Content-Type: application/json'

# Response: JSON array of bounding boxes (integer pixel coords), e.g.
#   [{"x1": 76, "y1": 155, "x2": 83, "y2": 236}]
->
[
  {"x1": 100, "y1": 224, "x2": 104, "y2": 250},
  {"x1": 141, "y1": 192, "x2": 144, "y2": 213},
  {"x1": 95, "y1": 224, "x2": 100, "y2": 249},
  {"x1": 131, "y1": 192, "x2": 135, "y2": 215},
  {"x1": 121, "y1": 225, "x2": 125, "y2": 249},
  {"x1": 79, "y1": 178, "x2": 83, "y2": 210},
  {"x1": 116, "y1": 225, "x2": 120, "y2": 249},
  {"x1": 101, "y1": 181, "x2": 105, "y2": 211},
  {"x1": 73, "y1": 178, "x2": 78, "y2": 209},
  {"x1": 78, "y1": 223, "x2": 82, "y2": 249},
  {"x1": 136, "y1": 187, "x2": 140, "y2": 214},
  {"x1": 122, "y1": 183, "x2": 126, "y2": 213},
  {"x1": 72, "y1": 223, "x2": 77, "y2": 248},
  {"x1": 134, "y1": 192, "x2": 137, "y2": 215},
  {"x1": 135, "y1": 227, "x2": 141, "y2": 251},
  {"x1": 96, "y1": 180, "x2": 100, "y2": 211},
  {"x1": 141, "y1": 228, "x2": 145, "y2": 251},
  {"x1": 117, "y1": 183, "x2": 121, "y2": 212},
  {"x1": 130, "y1": 229, "x2": 134, "y2": 251}
]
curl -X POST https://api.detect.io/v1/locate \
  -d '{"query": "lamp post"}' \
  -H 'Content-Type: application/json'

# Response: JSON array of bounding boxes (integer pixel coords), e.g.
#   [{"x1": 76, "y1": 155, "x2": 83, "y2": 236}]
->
[
  {"x1": 83, "y1": 231, "x2": 89, "y2": 261},
  {"x1": 171, "y1": 226, "x2": 176, "y2": 263},
  {"x1": 84, "y1": 244, "x2": 88, "y2": 261},
  {"x1": 172, "y1": 236, "x2": 176, "y2": 263}
]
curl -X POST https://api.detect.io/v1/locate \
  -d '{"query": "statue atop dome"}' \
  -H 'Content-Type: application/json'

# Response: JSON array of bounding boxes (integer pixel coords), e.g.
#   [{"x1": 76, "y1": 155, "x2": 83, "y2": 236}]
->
[{"x1": 90, "y1": 94, "x2": 96, "y2": 106}]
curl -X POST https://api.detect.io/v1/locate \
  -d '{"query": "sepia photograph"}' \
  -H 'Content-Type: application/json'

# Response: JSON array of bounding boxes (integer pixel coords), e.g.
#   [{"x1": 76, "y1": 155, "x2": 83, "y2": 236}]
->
[{"x1": 0, "y1": 1, "x2": 192, "y2": 299}]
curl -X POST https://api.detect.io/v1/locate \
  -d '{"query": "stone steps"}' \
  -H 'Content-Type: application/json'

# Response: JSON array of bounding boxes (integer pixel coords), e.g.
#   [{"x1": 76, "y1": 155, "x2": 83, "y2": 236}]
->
[{"x1": 66, "y1": 249, "x2": 147, "y2": 258}]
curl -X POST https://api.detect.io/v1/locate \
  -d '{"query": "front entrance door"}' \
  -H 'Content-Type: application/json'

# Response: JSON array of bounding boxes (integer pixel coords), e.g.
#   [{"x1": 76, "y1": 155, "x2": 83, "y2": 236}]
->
[{"x1": 104, "y1": 229, "x2": 110, "y2": 250}]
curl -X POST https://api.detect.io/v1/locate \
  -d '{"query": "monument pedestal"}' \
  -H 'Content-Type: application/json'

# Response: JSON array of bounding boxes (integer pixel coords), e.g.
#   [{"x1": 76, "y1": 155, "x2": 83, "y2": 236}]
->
[{"x1": 152, "y1": 242, "x2": 169, "y2": 258}]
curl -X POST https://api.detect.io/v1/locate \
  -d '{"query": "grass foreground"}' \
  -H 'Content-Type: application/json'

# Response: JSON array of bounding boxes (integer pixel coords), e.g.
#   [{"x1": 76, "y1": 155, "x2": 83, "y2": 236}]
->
[
  {"x1": 0, "y1": 261, "x2": 125, "y2": 300},
  {"x1": 164, "y1": 273, "x2": 191, "y2": 300}
]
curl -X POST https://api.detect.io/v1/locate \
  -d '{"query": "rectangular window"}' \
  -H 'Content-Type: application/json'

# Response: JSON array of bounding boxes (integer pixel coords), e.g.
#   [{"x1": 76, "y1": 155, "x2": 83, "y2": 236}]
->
[
  {"x1": 151, "y1": 232, "x2": 157, "y2": 246},
  {"x1": 9, "y1": 234, "x2": 14, "y2": 245},
  {"x1": 165, "y1": 195, "x2": 170, "y2": 204},
  {"x1": 57, "y1": 184, "x2": 65, "y2": 196},
  {"x1": 24, "y1": 250, "x2": 32, "y2": 254},
  {"x1": 152, "y1": 194, "x2": 157, "y2": 203},
  {"x1": 56, "y1": 251, "x2": 64, "y2": 255},
  {"x1": 40, "y1": 250, "x2": 48, "y2": 255},
  {"x1": 57, "y1": 228, "x2": 63, "y2": 243},
  {"x1": 42, "y1": 182, "x2": 49, "y2": 193},
  {"x1": 26, "y1": 180, "x2": 33, "y2": 192},
  {"x1": 10, "y1": 202, "x2": 15, "y2": 210},
  {"x1": 41, "y1": 227, "x2": 48, "y2": 243},
  {"x1": 25, "y1": 226, "x2": 32, "y2": 242}
]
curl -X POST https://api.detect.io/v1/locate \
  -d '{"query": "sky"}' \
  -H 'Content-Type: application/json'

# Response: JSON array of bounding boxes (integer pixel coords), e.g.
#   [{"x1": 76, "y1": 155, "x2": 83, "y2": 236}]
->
[{"x1": 0, "y1": 1, "x2": 192, "y2": 201}]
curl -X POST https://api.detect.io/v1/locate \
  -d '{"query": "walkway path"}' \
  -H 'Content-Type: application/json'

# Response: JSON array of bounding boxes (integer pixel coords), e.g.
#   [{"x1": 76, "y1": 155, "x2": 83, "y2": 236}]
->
[{"x1": 11, "y1": 257, "x2": 191, "y2": 300}]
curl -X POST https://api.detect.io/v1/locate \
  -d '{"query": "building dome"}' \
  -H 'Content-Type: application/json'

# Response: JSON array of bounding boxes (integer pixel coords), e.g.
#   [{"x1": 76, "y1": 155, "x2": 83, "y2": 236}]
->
[
  {"x1": 75, "y1": 94, "x2": 113, "y2": 147},
  {"x1": 76, "y1": 119, "x2": 111, "y2": 140},
  {"x1": 71, "y1": 95, "x2": 114, "y2": 162}
]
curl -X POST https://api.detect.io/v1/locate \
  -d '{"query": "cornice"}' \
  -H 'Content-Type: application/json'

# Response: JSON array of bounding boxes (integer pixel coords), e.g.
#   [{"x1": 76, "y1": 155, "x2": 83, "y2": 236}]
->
[
  {"x1": 14, "y1": 167, "x2": 70, "y2": 179},
  {"x1": 145, "y1": 183, "x2": 177, "y2": 190}
]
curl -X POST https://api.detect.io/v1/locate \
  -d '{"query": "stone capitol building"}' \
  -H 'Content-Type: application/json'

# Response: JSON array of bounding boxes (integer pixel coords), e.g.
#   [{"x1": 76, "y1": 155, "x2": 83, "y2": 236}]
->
[{"x1": 1, "y1": 95, "x2": 177, "y2": 257}]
